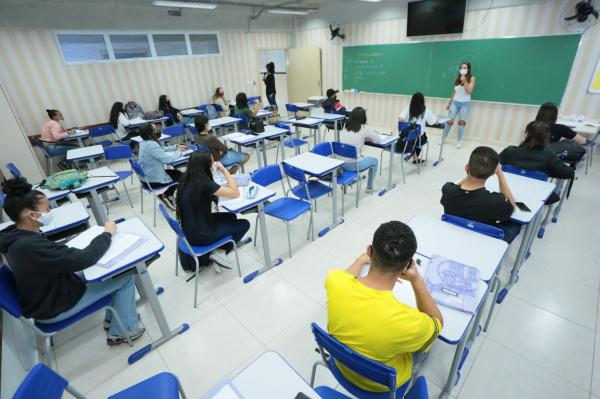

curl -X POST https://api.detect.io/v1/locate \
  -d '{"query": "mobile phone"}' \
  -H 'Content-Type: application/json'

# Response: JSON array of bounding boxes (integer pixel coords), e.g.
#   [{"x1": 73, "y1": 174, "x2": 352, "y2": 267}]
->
[
  {"x1": 515, "y1": 201, "x2": 531, "y2": 212},
  {"x1": 246, "y1": 186, "x2": 258, "y2": 199}
]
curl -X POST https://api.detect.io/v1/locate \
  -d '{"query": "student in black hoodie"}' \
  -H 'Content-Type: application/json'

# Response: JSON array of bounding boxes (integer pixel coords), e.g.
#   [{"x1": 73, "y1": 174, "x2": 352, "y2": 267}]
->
[
  {"x1": 322, "y1": 88, "x2": 347, "y2": 115},
  {"x1": 0, "y1": 178, "x2": 144, "y2": 345}
]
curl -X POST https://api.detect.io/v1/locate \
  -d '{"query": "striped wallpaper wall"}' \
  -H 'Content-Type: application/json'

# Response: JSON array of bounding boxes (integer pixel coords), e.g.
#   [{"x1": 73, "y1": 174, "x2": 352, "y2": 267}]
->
[
  {"x1": 0, "y1": 30, "x2": 291, "y2": 134},
  {"x1": 295, "y1": 1, "x2": 600, "y2": 145}
]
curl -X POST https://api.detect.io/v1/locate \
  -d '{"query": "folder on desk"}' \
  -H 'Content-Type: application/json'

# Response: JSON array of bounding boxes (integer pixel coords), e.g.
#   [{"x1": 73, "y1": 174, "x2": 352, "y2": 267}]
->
[{"x1": 424, "y1": 255, "x2": 480, "y2": 314}]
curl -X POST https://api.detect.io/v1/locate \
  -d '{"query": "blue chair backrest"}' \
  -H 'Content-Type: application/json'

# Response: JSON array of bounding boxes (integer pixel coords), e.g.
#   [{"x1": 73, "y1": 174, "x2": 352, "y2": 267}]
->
[
  {"x1": 0, "y1": 265, "x2": 24, "y2": 318},
  {"x1": 205, "y1": 104, "x2": 219, "y2": 120},
  {"x1": 32, "y1": 136, "x2": 45, "y2": 150},
  {"x1": 332, "y1": 142, "x2": 358, "y2": 160},
  {"x1": 13, "y1": 363, "x2": 67, "y2": 399},
  {"x1": 165, "y1": 112, "x2": 175, "y2": 123},
  {"x1": 89, "y1": 125, "x2": 115, "y2": 138},
  {"x1": 248, "y1": 96, "x2": 261, "y2": 104},
  {"x1": 7, "y1": 162, "x2": 22, "y2": 178},
  {"x1": 252, "y1": 164, "x2": 284, "y2": 187},
  {"x1": 198, "y1": 104, "x2": 208, "y2": 112},
  {"x1": 158, "y1": 203, "x2": 185, "y2": 239},
  {"x1": 213, "y1": 103, "x2": 224, "y2": 112},
  {"x1": 311, "y1": 323, "x2": 397, "y2": 393},
  {"x1": 274, "y1": 122, "x2": 291, "y2": 132},
  {"x1": 129, "y1": 158, "x2": 146, "y2": 179},
  {"x1": 234, "y1": 114, "x2": 250, "y2": 127},
  {"x1": 398, "y1": 122, "x2": 421, "y2": 142},
  {"x1": 441, "y1": 214, "x2": 504, "y2": 240},
  {"x1": 501, "y1": 164, "x2": 548, "y2": 182},
  {"x1": 188, "y1": 125, "x2": 198, "y2": 135},
  {"x1": 193, "y1": 144, "x2": 211, "y2": 153},
  {"x1": 104, "y1": 144, "x2": 133, "y2": 161},
  {"x1": 163, "y1": 125, "x2": 185, "y2": 138},
  {"x1": 282, "y1": 162, "x2": 307, "y2": 184},
  {"x1": 0, "y1": 192, "x2": 5, "y2": 206},
  {"x1": 312, "y1": 142, "x2": 334, "y2": 157},
  {"x1": 285, "y1": 104, "x2": 299, "y2": 114}
]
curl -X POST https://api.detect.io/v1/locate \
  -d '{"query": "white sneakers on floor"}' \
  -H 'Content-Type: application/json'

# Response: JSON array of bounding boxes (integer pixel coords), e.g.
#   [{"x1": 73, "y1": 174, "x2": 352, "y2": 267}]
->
[{"x1": 209, "y1": 251, "x2": 234, "y2": 269}]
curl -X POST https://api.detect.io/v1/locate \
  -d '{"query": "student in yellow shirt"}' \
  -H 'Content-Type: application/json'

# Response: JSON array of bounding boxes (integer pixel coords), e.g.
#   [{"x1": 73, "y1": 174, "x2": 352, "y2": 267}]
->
[{"x1": 325, "y1": 221, "x2": 443, "y2": 394}]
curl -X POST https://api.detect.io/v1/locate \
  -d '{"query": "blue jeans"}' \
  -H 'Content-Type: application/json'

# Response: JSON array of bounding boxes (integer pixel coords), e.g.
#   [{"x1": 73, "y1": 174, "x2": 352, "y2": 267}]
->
[
  {"x1": 46, "y1": 144, "x2": 73, "y2": 157},
  {"x1": 266, "y1": 92, "x2": 277, "y2": 109},
  {"x1": 37, "y1": 274, "x2": 138, "y2": 336},
  {"x1": 343, "y1": 157, "x2": 378, "y2": 189},
  {"x1": 498, "y1": 221, "x2": 522, "y2": 243},
  {"x1": 443, "y1": 101, "x2": 471, "y2": 143},
  {"x1": 220, "y1": 150, "x2": 248, "y2": 167}
]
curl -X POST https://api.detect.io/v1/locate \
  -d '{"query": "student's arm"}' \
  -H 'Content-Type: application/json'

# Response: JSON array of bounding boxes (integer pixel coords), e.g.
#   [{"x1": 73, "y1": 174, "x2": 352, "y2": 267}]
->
[
  {"x1": 51, "y1": 122, "x2": 69, "y2": 140},
  {"x1": 464, "y1": 76, "x2": 476, "y2": 95},
  {"x1": 496, "y1": 165, "x2": 516, "y2": 208},
  {"x1": 425, "y1": 108, "x2": 438, "y2": 125},
  {"x1": 118, "y1": 113, "x2": 130, "y2": 127},
  {"x1": 446, "y1": 92, "x2": 455, "y2": 110},
  {"x1": 210, "y1": 136, "x2": 229, "y2": 155},
  {"x1": 213, "y1": 162, "x2": 240, "y2": 198},
  {"x1": 346, "y1": 252, "x2": 370, "y2": 276},
  {"x1": 398, "y1": 107, "x2": 408, "y2": 122},
  {"x1": 399, "y1": 260, "x2": 443, "y2": 326},
  {"x1": 149, "y1": 143, "x2": 182, "y2": 164},
  {"x1": 573, "y1": 133, "x2": 587, "y2": 145},
  {"x1": 364, "y1": 126, "x2": 383, "y2": 144}
]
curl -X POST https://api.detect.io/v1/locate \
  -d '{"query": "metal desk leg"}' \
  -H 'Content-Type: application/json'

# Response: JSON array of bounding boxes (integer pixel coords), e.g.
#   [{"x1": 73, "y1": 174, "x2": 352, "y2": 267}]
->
[
  {"x1": 434, "y1": 131, "x2": 446, "y2": 167},
  {"x1": 379, "y1": 144, "x2": 396, "y2": 196},
  {"x1": 334, "y1": 121, "x2": 340, "y2": 142},
  {"x1": 551, "y1": 179, "x2": 569, "y2": 223},
  {"x1": 76, "y1": 138, "x2": 84, "y2": 147},
  {"x1": 294, "y1": 125, "x2": 301, "y2": 155},
  {"x1": 128, "y1": 261, "x2": 189, "y2": 364},
  {"x1": 507, "y1": 213, "x2": 540, "y2": 287},
  {"x1": 88, "y1": 189, "x2": 108, "y2": 225},
  {"x1": 243, "y1": 202, "x2": 283, "y2": 283},
  {"x1": 280, "y1": 135, "x2": 286, "y2": 161},
  {"x1": 319, "y1": 170, "x2": 344, "y2": 237},
  {"x1": 261, "y1": 140, "x2": 268, "y2": 166},
  {"x1": 439, "y1": 317, "x2": 475, "y2": 399},
  {"x1": 254, "y1": 143, "x2": 263, "y2": 168}
]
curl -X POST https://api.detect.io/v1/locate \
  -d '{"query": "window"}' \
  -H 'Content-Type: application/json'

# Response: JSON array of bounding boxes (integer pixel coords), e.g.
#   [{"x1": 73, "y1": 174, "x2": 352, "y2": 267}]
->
[
  {"x1": 56, "y1": 34, "x2": 109, "y2": 62},
  {"x1": 109, "y1": 34, "x2": 152, "y2": 59},
  {"x1": 189, "y1": 34, "x2": 219, "y2": 55},
  {"x1": 153, "y1": 34, "x2": 188, "y2": 57}
]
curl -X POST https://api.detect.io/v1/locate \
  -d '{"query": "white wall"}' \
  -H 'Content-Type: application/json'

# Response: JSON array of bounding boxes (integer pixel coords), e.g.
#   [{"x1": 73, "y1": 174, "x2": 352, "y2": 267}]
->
[{"x1": 295, "y1": 1, "x2": 600, "y2": 145}]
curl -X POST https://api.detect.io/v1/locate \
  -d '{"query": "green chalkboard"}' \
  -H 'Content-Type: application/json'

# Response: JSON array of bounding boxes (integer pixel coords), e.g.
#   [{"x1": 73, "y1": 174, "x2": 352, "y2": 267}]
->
[{"x1": 342, "y1": 35, "x2": 581, "y2": 105}]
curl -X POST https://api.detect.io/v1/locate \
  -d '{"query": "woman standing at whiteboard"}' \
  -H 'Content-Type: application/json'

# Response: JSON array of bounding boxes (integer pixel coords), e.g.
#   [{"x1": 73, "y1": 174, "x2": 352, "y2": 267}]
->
[
  {"x1": 262, "y1": 62, "x2": 277, "y2": 109},
  {"x1": 442, "y1": 62, "x2": 476, "y2": 149}
]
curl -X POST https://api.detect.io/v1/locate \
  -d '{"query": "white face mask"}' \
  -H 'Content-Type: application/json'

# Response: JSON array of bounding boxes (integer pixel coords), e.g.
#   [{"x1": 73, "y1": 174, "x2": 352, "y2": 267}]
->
[
  {"x1": 459, "y1": 68, "x2": 468, "y2": 76},
  {"x1": 35, "y1": 211, "x2": 54, "y2": 226}
]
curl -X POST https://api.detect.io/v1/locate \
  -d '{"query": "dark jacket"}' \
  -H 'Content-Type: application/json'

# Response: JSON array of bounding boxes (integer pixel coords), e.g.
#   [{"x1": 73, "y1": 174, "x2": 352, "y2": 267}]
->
[
  {"x1": 499, "y1": 145, "x2": 574, "y2": 179},
  {"x1": 264, "y1": 73, "x2": 276, "y2": 94},
  {"x1": 0, "y1": 226, "x2": 112, "y2": 320},
  {"x1": 322, "y1": 98, "x2": 347, "y2": 115}
]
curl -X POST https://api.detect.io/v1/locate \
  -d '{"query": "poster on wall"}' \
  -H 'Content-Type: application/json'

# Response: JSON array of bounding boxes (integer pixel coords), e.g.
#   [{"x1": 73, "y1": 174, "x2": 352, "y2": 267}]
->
[{"x1": 589, "y1": 54, "x2": 600, "y2": 93}]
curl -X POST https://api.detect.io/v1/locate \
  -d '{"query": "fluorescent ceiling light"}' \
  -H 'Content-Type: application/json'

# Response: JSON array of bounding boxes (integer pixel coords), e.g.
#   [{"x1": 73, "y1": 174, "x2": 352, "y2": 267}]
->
[
  {"x1": 268, "y1": 8, "x2": 316, "y2": 15},
  {"x1": 152, "y1": 1, "x2": 217, "y2": 9}
]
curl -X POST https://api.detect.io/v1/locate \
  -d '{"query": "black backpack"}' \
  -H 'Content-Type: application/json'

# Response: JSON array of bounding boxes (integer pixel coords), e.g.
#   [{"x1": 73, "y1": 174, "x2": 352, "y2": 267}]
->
[{"x1": 249, "y1": 116, "x2": 265, "y2": 133}]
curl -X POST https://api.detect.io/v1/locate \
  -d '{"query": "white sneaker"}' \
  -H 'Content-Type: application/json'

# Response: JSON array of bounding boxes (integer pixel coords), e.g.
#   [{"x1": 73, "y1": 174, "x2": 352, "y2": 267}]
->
[
  {"x1": 209, "y1": 251, "x2": 234, "y2": 269},
  {"x1": 456, "y1": 142, "x2": 462, "y2": 149},
  {"x1": 365, "y1": 187, "x2": 381, "y2": 194}
]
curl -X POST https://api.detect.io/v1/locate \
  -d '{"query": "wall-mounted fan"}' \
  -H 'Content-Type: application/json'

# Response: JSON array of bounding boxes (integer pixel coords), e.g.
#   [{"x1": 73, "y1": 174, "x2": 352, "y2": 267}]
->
[
  {"x1": 560, "y1": 0, "x2": 599, "y2": 32},
  {"x1": 330, "y1": 24, "x2": 346, "y2": 40}
]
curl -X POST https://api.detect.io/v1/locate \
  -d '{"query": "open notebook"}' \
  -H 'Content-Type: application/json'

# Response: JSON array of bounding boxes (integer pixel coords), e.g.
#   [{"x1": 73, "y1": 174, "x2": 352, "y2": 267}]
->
[{"x1": 424, "y1": 255, "x2": 480, "y2": 314}]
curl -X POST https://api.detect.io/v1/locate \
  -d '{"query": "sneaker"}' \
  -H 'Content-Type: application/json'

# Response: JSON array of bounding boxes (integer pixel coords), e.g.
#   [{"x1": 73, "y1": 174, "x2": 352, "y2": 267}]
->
[
  {"x1": 104, "y1": 313, "x2": 141, "y2": 331},
  {"x1": 158, "y1": 194, "x2": 175, "y2": 211},
  {"x1": 456, "y1": 142, "x2": 462, "y2": 149},
  {"x1": 365, "y1": 187, "x2": 381, "y2": 194},
  {"x1": 209, "y1": 251, "x2": 234, "y2": 269},
  {"x1": 412, "y1": 159, "x2": 426, "y2": 165},
  {"x1": 403, "y1": 152, "x2": 413, "y2": 162},
  {"x1": 107, "y1": 327, "x2": 145, "y2": 346}
]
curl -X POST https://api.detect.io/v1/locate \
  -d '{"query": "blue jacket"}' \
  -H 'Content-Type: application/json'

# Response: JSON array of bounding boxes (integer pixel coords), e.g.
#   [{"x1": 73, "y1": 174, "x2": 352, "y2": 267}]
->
[{"x1": 138, "y1": 140, "x2": 181, "y2": 184}]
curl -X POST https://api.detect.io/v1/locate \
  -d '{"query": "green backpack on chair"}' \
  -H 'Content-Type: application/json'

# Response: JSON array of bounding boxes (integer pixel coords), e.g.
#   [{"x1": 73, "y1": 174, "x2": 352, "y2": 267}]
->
[{"x1": 42, "y1": 169, "x2": 88, "y2": 190}]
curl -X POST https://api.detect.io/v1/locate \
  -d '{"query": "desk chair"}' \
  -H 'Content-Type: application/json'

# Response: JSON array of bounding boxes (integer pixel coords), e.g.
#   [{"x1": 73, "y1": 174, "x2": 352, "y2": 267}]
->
[
  {"x1": 282, "y1": 162, "x2": 332, "y2": 227},
  {"x1": 310, "y1": 323, "x2": 428, "y2": 399},
  {"x1": 103, "y1": 145, "x2": 134, "y2": 208},
  {"x1": 159, "y1": 204, "x2": 240, "y2": 308},
  {"x1": 32, "y1": 137, "x2": 60, "y2": 175},
  {"x1": 0, "y1": 265, "x2": 133, "y2": 368},
  {"x1": 252, "y1": 164, "x2": 313, "y2": 257},
  {"x1": 332, "y1": 142, "x2": 367, "y2": 214},
  {"x1": 277, "y1": 121, "x2": 309, "y2": 158},
  {"x1": 162, "y1": 125, "x2": 187, "y2": 145},
  {"x1": 13, "y1": 363, "x2": 187, "y2": 399},
  {"x1": 129, "y1": 159, "x2": 177, "y2": 227},
  {"x1": 89, "y1": 125, "x2": 116, "y2": 148},
  {"x1": 6, "y1": 162, "x2": 22, "y2": 178},
  {"x1": 394, "y1": 123, "x2": 428, "y2": 184},
  {"x1": 584, "y1": 130, "x2": 599, "y2": 174}
]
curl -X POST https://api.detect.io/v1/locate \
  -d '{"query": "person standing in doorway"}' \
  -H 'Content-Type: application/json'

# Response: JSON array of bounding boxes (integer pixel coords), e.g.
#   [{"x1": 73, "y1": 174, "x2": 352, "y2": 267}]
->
[
  {"x1": 263, "y1": 62, "x2": 277, "y2": 109},
  {"x1": 442, "y1": 62, "x2": 476, "y2": 149}
]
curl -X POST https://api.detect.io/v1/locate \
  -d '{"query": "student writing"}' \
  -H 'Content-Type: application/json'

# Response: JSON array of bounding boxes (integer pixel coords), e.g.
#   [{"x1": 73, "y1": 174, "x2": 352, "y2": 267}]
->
[{"x1": 194, "y1": 115, "x2": 249, "y2": 174}]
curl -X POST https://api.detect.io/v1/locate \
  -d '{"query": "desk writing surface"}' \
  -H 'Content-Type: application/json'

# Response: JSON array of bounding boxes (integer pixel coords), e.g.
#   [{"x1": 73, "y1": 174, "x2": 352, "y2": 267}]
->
[
  {"x1": 41, "y1": 201, "x2": 89, "y2": 234},
  {"x1": 210, "y1": 117, "x2": 242, "y2": 128},
  {"x1": 283, "y1": 152, "x2": 344, "y2": 176},
  {"x1": 220, "y1": 183, "x2": 275, "y2": 213},
  {"x1": 72, "y1": 167, "x2": 119, "y2": 193},
  {"x1": 35, "y1": 186, "x2": 70, "y2": 201},
  {"x1": 66, "y1": 145, "x2": 104, "y2": 161},
  {"x1": 130, "y1": 134, "x2": 169, "y2": 143},
  {"x1": 283, "y1": 117, "x2": 323, "y2": 126},
  {"x1": 312, "y1": 113, "x2": 346, "y2": 121},
  {"x1": 556, "y1": 118, "x2": 600, "y2": 136},
  {"x1": 180, "y1": 108, "x2": 202, "y2": 116}
]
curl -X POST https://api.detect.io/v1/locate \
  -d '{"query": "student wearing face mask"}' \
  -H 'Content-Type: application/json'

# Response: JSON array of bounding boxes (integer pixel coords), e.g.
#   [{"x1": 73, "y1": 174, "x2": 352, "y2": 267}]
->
[
  {"x1": 212, "y1": 87, "x2": 230, "y2": 118},
  {"x1": 41, "y1": 109, "x2": 77, "y2": 157},
  {"x1": 442, "y1": 62, "x2": 476, "y2": 149},
  {"x1": 158, "y1": 95, "x2": 182, "y2": 126},
  {"x1": 0, "y1": 177, "x2": 145, "y2": 346}
]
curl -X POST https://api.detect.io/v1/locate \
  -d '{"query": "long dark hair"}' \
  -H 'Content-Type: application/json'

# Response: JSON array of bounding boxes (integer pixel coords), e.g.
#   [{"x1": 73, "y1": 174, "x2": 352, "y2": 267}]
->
[
  {"x1": 2, "y1": 177, "x2": 45, "y2": 222},
  {"x1": 408, "y1": 92, "x2": 426, "y2": 121},
  {"x1": 345, "y1": 107, "x2": 367, "y2": 133},
  {"x1": 158, "y1": 94, "x2": 170, "y2": 111},
  {"x1": 46, "y1": 109, "x2": 60, "y2": 119},
  {"x1": 522, "y1": 121, "x2": 550, "y2": 151},
  {"x1": 454, "y1": 62, "x2": 472, "y2": 85},
  {"x1": 175, "y1": 151, "x2": 216, "y2": 222},
  {"x1": 535, "y1": 102, "x2": 558, "y2": 125},
  {"x1": 109, "y1": 102, "x2": 124, "y2": 129},
  {"x1": 194, "y1": 115, "x2": 209, "y2": 134},
  {"x1": 212, "y1": 87, "x2": 223, "y2": 102},
  {"x1": 266, "y1": 62, "x2": 275, "y2": 74},
  {"x1": 236, "y1": 92, "x2": 249, "y2": 109},
  {"x1": 140, "y1": 125, "x2": 158, "y2": 142}
]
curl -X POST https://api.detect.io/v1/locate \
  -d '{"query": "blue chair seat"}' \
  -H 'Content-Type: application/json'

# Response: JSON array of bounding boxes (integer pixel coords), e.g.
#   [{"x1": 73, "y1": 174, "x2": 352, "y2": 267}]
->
[
  {"x1": 115, "y1": 170, "x2": 133, "y2": 181},
  {"x1": 108, "y1": 372, "x2": 180, "y2": 399},
  {"x1": 140, "y1": 180, "x2": 177, "y2": 193},
  {"x1": 291, "y1": 181, "x2": 332, "y2": 201},
  {"x1": 315, "y1": 386, "x2": 352, "y2": 399},
  {"x1": 284, "y1": 138, "x2": 308, "y2": 148},
  {"x1": 96, "y1": 140, "x2": 113, "y2": 148},
  {"x1": 320, "y1": 170, "x2": 358, "y2": 186},
  {"x1": 177, "y1": 235, "x2": 234, "y2": 257},
  {"x1": 34, "y1": 295, "x2": 112, "y2": 333},
  {"x1": 264, "y1": 198, "x2": 311, "y2": 221}
]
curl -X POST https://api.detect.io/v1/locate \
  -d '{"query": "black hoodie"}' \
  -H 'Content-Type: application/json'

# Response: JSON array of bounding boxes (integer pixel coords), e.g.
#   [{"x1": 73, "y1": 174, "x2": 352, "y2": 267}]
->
[
  {"x1": 322, "y1": 97, "x2": 346, "y2": 115},
  {"x1": 0, "y1": 226, "x2": 112, "y2": 320}
]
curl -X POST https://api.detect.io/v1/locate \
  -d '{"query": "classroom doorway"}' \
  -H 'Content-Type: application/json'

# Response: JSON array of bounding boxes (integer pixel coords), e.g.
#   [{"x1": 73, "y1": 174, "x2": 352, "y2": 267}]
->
[
  {"x1": 257, "y1": 49, "x2": 289, "y2": 110},
  {"x1": 287, "y1": 47, "x2": 322, "y2": 104}
]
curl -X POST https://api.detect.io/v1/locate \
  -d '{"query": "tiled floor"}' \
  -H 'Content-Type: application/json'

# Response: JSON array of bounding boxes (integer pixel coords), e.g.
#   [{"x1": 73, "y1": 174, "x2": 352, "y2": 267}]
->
[{"x1": 21, "y1": 129, "x2": 600, "y2": 398}]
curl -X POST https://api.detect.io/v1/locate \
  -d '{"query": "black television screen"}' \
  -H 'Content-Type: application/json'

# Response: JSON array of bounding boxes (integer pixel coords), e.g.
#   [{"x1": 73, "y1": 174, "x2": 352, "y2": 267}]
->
[{"x1": 407, "y1": 0, "x2": 467, "y2": 37}]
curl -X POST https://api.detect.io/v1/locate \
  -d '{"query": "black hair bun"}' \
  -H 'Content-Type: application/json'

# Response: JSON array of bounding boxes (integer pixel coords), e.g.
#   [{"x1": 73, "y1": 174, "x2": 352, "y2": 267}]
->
[{"x1": 2, "y1": 177, "x2": 32, "y2": 197}]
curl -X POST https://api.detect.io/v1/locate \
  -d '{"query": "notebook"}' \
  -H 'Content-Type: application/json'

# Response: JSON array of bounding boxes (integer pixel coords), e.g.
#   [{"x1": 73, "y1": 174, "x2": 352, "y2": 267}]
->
[
  {"x1": 214, "y1": 173, "x2": 251, "y2": 187},
  {"x1": 424, "y1": 255, "x2": 480, "y2": 314}
]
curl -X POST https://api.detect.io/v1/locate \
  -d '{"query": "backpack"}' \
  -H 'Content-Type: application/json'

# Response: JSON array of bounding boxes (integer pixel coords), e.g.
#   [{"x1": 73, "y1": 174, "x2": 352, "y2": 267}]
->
[
  {"x1": 248, "y1": 116, "x2": 265, "y2": 133},
  {"x1": 143, "y1": 110, "x2": 165, "y2": 120},
  {"x1": 42, "y1": 169, "x2": 88, "y2": 190},
  {"x1": 547, "y1": 140, "x2": 586, "y2": 163},
  {"x1": 125, "y1": 101, "x2": 144, "y2": 119},
  {"x1": 205, "y1": 104, "x2": 219, "y2": 120},
  {"x1": 395, "y1": 122, "x2": 420, "y2": 153}
]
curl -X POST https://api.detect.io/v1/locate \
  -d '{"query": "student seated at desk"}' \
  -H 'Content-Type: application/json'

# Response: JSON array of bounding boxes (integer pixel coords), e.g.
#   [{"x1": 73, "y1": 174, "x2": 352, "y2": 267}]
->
[
  {"x1": 138, "y1": 124, "x2": 187, "y2": 211},
  {"x1": 535, "y1": 102, "x2": 586, "y2": 163},
  {"x1": 175, "y1": 151, "x2": 250, "y2": 270},
  {"x1": 0, "y1": 178, "x2": 144, "y2": 345},
  {"x1": 109, "y1": 101, "x2": 138, "y2": 141},
  {"x1": 234, "y1": 92, "x2": 260, "y2": 129},
  {"x1": 322, "y1": 88, "x2": 347, "y2": 115},
  {"x1": 41, "y1": 109, "x2": 77, "y2": 161},
  {"x1": 398, "y1": 92, "x2": 437, "y2": 165},
  {"x1": 158, "y1": 94, "x2": 182, "y2": 126},
  {"x1": 193, "y1": 115, "x2": 249, "y2": 174},
  {"x1": 325, "y1": 221, "x2": 442, "y2": 394},
  {"x1": 339, "y1": 107, "x2": 385, "y2": 193},
  {"x1": 441, "y1": 146, "x2": 521, "y2": 243},
  {"x1": 499, "y1": 121, "x2": 574, "y2": 205},
  {"x1": 212, "y1": 87, "x2": 231, "y2": 118}
]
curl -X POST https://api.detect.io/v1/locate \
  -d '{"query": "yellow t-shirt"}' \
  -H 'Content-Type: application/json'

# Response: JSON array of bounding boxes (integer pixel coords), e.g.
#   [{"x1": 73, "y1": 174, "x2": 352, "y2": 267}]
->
[{"x1": 325, "y1": 269, "x2": 441, "y2": 392}]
